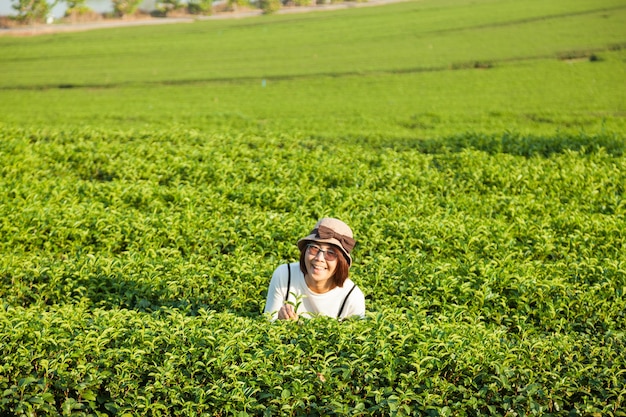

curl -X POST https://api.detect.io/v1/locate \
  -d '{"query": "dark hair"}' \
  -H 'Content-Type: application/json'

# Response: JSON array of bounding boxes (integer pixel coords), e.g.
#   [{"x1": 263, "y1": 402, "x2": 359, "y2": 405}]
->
[{"x1": 299, "y1": 242, "x2": 350, "y2": 288}]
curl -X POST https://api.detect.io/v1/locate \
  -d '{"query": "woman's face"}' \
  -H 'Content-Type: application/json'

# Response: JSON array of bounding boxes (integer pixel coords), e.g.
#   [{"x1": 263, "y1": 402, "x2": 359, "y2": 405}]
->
[{"x1": 304, "y1": 243, "x2": 338, "y2": 287}]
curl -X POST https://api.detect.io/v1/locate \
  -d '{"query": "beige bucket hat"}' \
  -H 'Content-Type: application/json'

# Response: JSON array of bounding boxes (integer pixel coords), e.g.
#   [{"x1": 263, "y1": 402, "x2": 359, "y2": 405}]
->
[{"x1": 297, "y1": 218, "x2": 356, "y2": 266}]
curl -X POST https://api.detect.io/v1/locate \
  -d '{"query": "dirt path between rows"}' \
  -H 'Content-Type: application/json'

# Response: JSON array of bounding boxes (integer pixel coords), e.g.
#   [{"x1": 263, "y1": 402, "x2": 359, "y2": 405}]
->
[{"x1": 0, "y1": 0, "x2": 410, "y2": 37}]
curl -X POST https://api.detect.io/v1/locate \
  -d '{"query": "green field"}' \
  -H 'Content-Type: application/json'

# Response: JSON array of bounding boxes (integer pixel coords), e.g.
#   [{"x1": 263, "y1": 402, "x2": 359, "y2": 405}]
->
[
  {"x1": 1, "y1": 0, "x2": 625, "y2": 137},
  {"x1": 1, "y1": 0, "x2": 625, "y2": 415}
]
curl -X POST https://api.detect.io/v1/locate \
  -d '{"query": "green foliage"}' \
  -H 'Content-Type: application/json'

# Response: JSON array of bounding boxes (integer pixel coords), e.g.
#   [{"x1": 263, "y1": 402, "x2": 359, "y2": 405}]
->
[
  {"x1": 187, "y1": 0, "x2": 213, "y2": 15},
  {"x1": 0, "y1": 0, "x2": 623, "y2": 137},
  {"x1": 2, "y1": 0, "x2": 626, "y2": 88},
  {"x1": 260, "y1": 0, "x2": 281, "y2": 14},
  {"x1": 0, "y1": 126, "x2": 624, "y2": 415},
  {"x1": 111, "y1": 0, "x2": 143, "y2": 17},
  {"x1": 65, "y1": 0, "x2": 87, "y2": 7},
  {"x1": 10, "y1": 0, "x2": 58, "y2": 23},
  {"x1": 0, "y1": 0, "x2": 624, "y2": 414},
  {"x1": 226, "y1": 0, "x2": 251, "y2": 11},
  {"x1": 64, "y1": 0, "x2": 94, "y2": 19},
  {"x1": 156, "y1": 0, "x2": 186, "y2": 15},
  {"x1": 292, "y1": 0, "x2": 314, "y2": 6}
]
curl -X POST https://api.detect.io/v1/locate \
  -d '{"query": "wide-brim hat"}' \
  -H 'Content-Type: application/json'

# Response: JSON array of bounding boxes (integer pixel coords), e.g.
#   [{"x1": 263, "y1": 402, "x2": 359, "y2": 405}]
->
[{"x1": 297, "y1": 218, "x2": 355, "y2": 266}]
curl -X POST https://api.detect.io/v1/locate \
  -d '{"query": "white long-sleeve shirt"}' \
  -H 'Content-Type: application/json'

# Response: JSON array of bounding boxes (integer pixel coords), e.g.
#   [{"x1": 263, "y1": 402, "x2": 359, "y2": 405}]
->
[{"x1": 264, "y1": 262, "x2": 365, "y2": 320}]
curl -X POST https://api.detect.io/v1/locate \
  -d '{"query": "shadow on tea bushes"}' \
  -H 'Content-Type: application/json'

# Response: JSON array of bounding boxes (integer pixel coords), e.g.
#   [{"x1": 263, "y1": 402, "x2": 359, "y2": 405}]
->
[{"x1": 341, "y1": 131, "x2": 625, "y2": 158}]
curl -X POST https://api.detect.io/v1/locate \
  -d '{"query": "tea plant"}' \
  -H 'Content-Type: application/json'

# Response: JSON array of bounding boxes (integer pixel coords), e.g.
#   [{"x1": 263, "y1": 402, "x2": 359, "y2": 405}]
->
[
  {"x1": 0, "y1": 0, "x2": 624, "y2": 414},
  {"x1": 0, "y1": 126, "x2": 624, "y2": 415}
]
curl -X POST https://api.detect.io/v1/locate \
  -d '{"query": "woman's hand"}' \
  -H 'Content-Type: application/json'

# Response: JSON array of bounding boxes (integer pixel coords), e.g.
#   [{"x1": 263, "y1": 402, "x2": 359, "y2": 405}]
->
[{"x1": 278, "y1": 303, "x2": 298, "y2": 320}]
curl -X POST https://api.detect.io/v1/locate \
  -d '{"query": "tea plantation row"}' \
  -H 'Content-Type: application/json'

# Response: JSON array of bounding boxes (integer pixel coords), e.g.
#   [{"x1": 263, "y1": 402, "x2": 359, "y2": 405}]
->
[{"x1": 1, "y1": 127, "x2": 625, "y2": 415}]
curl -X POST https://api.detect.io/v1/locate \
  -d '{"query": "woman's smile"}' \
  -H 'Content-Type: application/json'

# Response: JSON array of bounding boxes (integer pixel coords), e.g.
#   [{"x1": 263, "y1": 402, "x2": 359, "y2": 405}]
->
[{"x1": 304, "y1": 243, "x2": 338, "y2": 292}]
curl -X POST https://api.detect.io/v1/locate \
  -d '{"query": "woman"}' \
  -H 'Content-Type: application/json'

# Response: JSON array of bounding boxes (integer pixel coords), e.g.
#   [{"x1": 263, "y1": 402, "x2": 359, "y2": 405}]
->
[{"x1": 264, "y1": 218, "x2": 365, "y2": 320}]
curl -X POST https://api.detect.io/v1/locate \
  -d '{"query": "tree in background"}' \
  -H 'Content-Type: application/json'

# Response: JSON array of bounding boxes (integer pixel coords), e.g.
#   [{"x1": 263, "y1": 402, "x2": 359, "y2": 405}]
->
[
  {"x1": 64, "y1": 0, "x2": 94, "y2": 17},
  {"x1": 260, "y1": 0, "x2": 280, "y2": 14},
  {"x1": 11, "y1": 0, "x2": 60, "y2": 23},
  {"x1": 156, "y1": 0, "x2": 185, "y2": 15},
  {"x1": 155, "y1": 0, "x2": 213, "y2": 16},
  {"x1": 187, "y1": 0, "x2": 213, "y2": 15},
  {"x1": 65, "y1": 0, "x2": 87, "y2": 9},
  {"x1": 226, "y1": 0, "x2": 251, "y2": 12},
  {"x1": 111, "y1": 0, "x2": 143, "y2": 17}
]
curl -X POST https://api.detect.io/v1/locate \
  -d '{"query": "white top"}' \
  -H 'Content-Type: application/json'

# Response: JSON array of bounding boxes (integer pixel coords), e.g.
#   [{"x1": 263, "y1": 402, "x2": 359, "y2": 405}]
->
[{"x1": 264, "y1": 262, "x2": 366, "y2": 320}]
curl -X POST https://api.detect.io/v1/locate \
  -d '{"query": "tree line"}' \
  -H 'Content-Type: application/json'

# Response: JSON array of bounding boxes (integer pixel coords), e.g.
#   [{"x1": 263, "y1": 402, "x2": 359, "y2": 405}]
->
[
  {"x1": 9, "y1": 0, "x2": 147, "y2": 22},
  {"x1": 8, "y1": 0, "x2": 366, "y2": 23}
]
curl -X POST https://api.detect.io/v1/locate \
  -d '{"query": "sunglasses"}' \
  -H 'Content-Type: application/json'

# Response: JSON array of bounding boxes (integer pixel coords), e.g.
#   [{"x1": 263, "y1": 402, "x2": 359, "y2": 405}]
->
[{"x1": 306, "y1": 244, "x2": 339, "y2": 261}]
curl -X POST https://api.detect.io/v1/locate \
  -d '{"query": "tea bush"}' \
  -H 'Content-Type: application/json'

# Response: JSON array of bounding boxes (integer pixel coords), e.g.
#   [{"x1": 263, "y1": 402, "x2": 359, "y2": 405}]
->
[
  {"x1": 1, "y1": 127, "x2": 624, "y2": 415},
  {"x1": 1, "y1": 0, "x2": 624, "y2": 414}
]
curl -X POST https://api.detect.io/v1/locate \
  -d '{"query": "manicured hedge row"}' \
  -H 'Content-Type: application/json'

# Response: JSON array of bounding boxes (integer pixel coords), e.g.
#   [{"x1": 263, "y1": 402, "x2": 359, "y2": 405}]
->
[
  {"x1": 1, "y1": 127, "x2": 624, "y2": 415},
  {"x1": 2, "y1": 305, "x2": 624, "y2": 416}
]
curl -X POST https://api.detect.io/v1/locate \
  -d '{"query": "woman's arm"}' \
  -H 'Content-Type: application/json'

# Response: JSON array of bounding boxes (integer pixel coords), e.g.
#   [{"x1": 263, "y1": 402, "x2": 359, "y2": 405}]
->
[
  {"x1": 263, "y1": 264, "x2": 288, "y2": 319},
  {"x1": 264, "y1": 264, "x2": 300, "y2": 320},
  {"x1": 341, "y1": 286, "x2": 366, "y2": 319}
]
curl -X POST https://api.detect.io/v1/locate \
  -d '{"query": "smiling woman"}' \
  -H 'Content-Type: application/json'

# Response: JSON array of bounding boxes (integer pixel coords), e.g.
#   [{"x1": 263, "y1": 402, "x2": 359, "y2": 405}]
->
[{"x1": 263, "y1": 218, "x2": 366, "y2": 321}]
